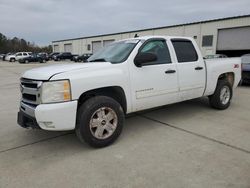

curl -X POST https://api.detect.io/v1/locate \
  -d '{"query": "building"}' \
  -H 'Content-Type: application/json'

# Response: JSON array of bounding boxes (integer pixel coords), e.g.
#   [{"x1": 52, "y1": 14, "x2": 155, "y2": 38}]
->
[{"x1": 52, "y1": 14, "x2": 250, "y2": 57}]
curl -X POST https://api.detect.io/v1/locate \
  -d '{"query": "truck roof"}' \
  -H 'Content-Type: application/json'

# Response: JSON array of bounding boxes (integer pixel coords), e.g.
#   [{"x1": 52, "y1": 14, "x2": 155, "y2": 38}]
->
[{"x1": 120, "y1": 35, "x2": 193, "y2": 41}]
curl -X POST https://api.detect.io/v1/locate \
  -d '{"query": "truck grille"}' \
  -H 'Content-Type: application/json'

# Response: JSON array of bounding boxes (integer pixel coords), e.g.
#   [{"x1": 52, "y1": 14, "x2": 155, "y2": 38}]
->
[{"x1": 20, "y1": 78, "x2": 43, "y2": 105}]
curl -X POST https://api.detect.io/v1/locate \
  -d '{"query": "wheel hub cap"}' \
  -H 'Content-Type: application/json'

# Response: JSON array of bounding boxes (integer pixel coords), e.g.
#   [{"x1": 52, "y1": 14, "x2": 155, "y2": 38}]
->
[
  {"x1": 220, "y1": 86, "x2": 230, "y2": 105},
  {"x1": 89, "y1": 107, "x2": 118, "y2": 139}
]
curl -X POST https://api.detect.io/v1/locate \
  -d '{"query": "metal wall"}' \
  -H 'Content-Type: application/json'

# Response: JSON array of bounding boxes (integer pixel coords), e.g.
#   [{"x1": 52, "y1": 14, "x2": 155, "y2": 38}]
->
[{"x1": 52, "y1": 16, "x2": 250, "y2": 56}]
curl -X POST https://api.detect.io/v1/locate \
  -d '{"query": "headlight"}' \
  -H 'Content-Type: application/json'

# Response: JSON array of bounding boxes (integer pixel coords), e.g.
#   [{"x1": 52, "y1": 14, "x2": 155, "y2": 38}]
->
[{"x1": 41, "y1": 80, "x2": 71, "y2": 103}]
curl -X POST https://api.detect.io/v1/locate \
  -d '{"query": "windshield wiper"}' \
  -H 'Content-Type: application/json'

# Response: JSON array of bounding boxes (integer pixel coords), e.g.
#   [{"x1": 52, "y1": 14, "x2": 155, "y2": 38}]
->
[{"x1": 89, "y1": 58, "x2": 107, "y2": 62}]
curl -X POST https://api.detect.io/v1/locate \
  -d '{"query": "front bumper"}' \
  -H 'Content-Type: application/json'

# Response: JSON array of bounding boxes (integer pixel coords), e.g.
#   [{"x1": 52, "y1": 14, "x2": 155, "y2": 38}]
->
[
  {"x1": 17, "y1": 100, "x2": 78, "y2": 131},
  {"x1": 17, "y1": 110, "x2": 41, "y2": 129}
]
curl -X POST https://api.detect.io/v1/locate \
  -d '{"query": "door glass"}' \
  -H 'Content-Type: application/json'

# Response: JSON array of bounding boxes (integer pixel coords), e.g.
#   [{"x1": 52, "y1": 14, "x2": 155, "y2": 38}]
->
[
  {"x1": 171, "y1": 39, "x2": 198, "y2": 63},
  {"x1": 139, "y1": 40, "x2": 171, "y2": 66}
]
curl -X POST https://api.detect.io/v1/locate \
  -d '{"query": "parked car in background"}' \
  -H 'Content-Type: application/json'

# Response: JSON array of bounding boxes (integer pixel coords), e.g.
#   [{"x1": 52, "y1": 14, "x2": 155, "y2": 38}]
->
[
  {"x1": 204, "y1": 54, "x2": 228, "y2": 59},
  {"x1": 241, "y1": 54, "x2": 250, "y2": 84},
  {"x1": 53, "y1": 52, "x2": 73, "y2": 61},
  {"x1": 0, "y1": 54, "x2": 5, "y2": 60},
  {"x1": 19, "y1": 53, "x2": 47, "y2": 64},
  {"x1": 2, "y1": 53, "x2": 13, "y2": 61},
  {"x1": 74, "y1": 54, "x2": 92, "y2": 62},
  {"x1": 38, "y1": 53, "x2": 49, "y2": 61},
  {"x1": 72, "y1": 54, "x2": 79, "y2": 61},
  {"x1": 5, "y1": 52, "x2": 32, "y2": 62},
  {"x1": 48, "y1": 52, "x2": 60, "y2": 60},
  {"x1": 70, "y1": 54, "x2": 79, "y2": 61}
]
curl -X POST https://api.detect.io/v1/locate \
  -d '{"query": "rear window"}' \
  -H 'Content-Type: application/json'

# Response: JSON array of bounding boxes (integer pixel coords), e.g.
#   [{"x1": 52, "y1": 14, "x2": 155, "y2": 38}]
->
[{"x1": 171, "y1": 39, "x2": 198, "y2": 63}]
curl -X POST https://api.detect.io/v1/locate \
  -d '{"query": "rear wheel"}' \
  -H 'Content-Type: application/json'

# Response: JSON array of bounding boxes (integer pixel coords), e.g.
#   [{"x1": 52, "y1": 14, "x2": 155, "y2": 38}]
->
[
  {"x1": 76, "y1": 96, "x2": 124, "y2": 148},
  {"x1": 40, "y1": 59, "x2": 46, "y2": 63},
  {"x1": 209, "y1": 80, "x2": 232, "y2": 110},
  {"x1": 10, "y1": 58, "x2": 15, "y2": 62},
  {"x1": 25, "y1": 60, "x2": 29, "y2": 64}
]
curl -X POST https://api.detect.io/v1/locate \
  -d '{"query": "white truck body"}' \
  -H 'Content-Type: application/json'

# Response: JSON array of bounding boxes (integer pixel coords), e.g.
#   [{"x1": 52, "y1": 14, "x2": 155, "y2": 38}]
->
[{"x1": 18, "y1": 36, "x2": 241, "y2": 134}]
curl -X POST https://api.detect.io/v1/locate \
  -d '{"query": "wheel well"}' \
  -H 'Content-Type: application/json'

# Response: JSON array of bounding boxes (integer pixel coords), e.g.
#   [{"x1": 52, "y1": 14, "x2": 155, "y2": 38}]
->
[
  {"x1": 218, "y1": 72, "x2": 235, "y2": 87},
  {"x1": 77, "y1": 86, "x2": 127, "y2": 113}
]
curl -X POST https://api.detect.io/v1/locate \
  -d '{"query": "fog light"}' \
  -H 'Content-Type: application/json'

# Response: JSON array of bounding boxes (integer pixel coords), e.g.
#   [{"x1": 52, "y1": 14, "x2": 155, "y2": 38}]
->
[{"x1": 39, "y1": 121, "x2": 55, "y2": 128}]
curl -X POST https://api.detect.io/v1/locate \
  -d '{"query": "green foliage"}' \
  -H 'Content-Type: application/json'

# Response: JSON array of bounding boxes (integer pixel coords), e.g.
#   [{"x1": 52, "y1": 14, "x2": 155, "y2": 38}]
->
[{"x1": 0, "y1": 33, "x2": 52, "y2": 54}]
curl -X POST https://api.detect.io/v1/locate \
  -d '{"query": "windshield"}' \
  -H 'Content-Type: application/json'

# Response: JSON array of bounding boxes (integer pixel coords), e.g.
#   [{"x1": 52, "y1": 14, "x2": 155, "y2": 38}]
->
[{"x1": 88, "y1": 40, "x2": 140, "y2": 64}]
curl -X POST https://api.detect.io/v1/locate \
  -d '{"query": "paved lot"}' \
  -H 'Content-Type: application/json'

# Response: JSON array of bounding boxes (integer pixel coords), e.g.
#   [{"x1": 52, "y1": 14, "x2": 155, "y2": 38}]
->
[{"x1": 0, "y1": 60, "x2": 250, "y2": 188}]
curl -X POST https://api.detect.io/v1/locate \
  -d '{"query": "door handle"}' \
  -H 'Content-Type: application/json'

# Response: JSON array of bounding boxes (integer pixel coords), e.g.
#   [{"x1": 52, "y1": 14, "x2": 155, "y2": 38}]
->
[
  {"x1": 165, "y1": 70, "x2": 176, "y2": 74},
  {"x1": 195, "y1": 66, "x2": 203, "y2": 70}
]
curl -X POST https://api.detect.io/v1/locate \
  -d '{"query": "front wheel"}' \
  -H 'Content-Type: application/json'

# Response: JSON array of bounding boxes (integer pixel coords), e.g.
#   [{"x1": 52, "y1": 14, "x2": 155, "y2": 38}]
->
[
  {"x1": 76, "y1": 96, "x2": 124, "y2": 148},
  {"x1": 209, "y1": 80, "x2": 233, "y2": 110}
]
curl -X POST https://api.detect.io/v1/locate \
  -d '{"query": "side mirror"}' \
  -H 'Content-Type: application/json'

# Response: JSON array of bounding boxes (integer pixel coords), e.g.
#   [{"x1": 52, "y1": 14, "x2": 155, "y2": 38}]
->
[{"x1": 134, "y1": 52, "x2": 157, "y2": 67}]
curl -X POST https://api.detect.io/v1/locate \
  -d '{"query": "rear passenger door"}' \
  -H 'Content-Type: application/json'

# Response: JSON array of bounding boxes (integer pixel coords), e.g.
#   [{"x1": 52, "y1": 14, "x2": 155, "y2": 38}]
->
[{"x1": 171, "y1": 39, "x2": 206, "y2": 100}]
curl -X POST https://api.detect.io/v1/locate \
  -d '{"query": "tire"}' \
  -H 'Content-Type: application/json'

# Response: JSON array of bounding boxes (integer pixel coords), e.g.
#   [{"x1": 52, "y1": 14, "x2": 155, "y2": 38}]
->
[
  {"x1": 25, "y1": 60, "x2": 29, "y2": 64},
  {"x1": 10, "y1": 58, "x2": 15, "y2": 62},
  {"x1": 76, "y1": 96, "x2": 124, "y2": 148},
  {"x1": 57, "y1": 58, "x2": 60, "y2": 61},
  {"x1": 209, "y1": 80, "x2": 233, "y2": 110},
  {"x1": 40, "y1": 59, "x2": 46, "y2": 63}
]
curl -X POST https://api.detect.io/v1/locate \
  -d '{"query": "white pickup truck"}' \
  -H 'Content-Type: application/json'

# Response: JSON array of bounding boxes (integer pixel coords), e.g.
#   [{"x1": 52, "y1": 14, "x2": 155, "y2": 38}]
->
[{"x1": 18, "y1": 36, "x2": 241, "y2": 147}]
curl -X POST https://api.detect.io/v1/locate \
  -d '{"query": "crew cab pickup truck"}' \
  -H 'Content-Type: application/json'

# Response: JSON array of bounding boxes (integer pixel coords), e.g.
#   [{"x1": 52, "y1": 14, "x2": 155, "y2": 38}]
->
[{"x1": 18, "y1": 36, "x2": 241, "y2": 148}]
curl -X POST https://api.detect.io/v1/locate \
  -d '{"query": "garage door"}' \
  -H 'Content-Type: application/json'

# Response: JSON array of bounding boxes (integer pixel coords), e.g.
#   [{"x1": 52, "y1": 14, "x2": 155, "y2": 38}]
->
[
  {"x1": 217, "y1": 27, "x2": 250, "y2": 51},
  {"x1": 64, "y1": 44, "x2": 72, "y2": 53},
  {"x1": 103, "y1": 40, "x2": 115, "y2": 47},
  {"x1": 92, "y1": 41, "x2": 102, "y2": 54},
  {"x1": 54, "y1": 45, "x2": 59, "y2": 52}
]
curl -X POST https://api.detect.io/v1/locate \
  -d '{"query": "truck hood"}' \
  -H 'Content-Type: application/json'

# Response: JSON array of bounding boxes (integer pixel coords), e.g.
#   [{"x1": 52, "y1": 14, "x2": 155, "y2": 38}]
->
[{"x1": 22, "y1": 62, "x2": 111, "y2": 80}]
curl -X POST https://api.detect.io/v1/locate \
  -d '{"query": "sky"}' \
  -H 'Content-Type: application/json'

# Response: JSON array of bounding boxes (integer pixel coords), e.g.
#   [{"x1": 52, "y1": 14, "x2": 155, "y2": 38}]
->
[{"x1": 0, "y1": 0, "x2": 250, "y2": 46}]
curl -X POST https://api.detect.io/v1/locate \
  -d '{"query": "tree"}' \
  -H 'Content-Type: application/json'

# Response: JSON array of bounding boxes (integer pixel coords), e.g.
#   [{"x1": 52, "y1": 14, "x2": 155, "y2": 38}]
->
[{"x1": 0, "y1": 33, "x2": 52, "y2": 54}]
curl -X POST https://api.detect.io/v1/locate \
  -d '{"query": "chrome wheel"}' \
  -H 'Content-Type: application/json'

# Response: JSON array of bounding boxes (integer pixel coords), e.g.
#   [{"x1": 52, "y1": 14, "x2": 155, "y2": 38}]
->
[
  {"x1": 89, "y1": 107, "x2": 118, "y2": 140},
  {"x1": 220, "y1": 86, "x2": 230, "y2": 105}
]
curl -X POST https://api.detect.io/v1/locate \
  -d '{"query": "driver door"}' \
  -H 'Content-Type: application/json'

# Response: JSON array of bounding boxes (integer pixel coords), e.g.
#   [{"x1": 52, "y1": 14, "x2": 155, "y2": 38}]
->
[{"x1": 129, "y1": 39, "x2": 179, "y2": 112}]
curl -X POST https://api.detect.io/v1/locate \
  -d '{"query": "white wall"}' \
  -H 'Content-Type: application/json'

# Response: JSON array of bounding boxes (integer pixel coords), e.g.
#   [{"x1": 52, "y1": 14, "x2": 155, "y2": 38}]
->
[{"x1": 52, "y1": 16, "x2": 250, "y2": 56}]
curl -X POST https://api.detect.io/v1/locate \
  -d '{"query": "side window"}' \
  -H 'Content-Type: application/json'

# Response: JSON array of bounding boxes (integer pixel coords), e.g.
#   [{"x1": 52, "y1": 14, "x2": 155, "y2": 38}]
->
[
  {"x1": 171, "y1": 39, "x2": 198, "y2": 63},
  {"x1": 23, "y1": 53, "x2": 28, "y2": 56},
  {"x1": 139, "y1": 40, "x2": 171, "y2": 66},
  {"x1": 16, "y1": 53, "x2": 22, "y2": 56}
]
